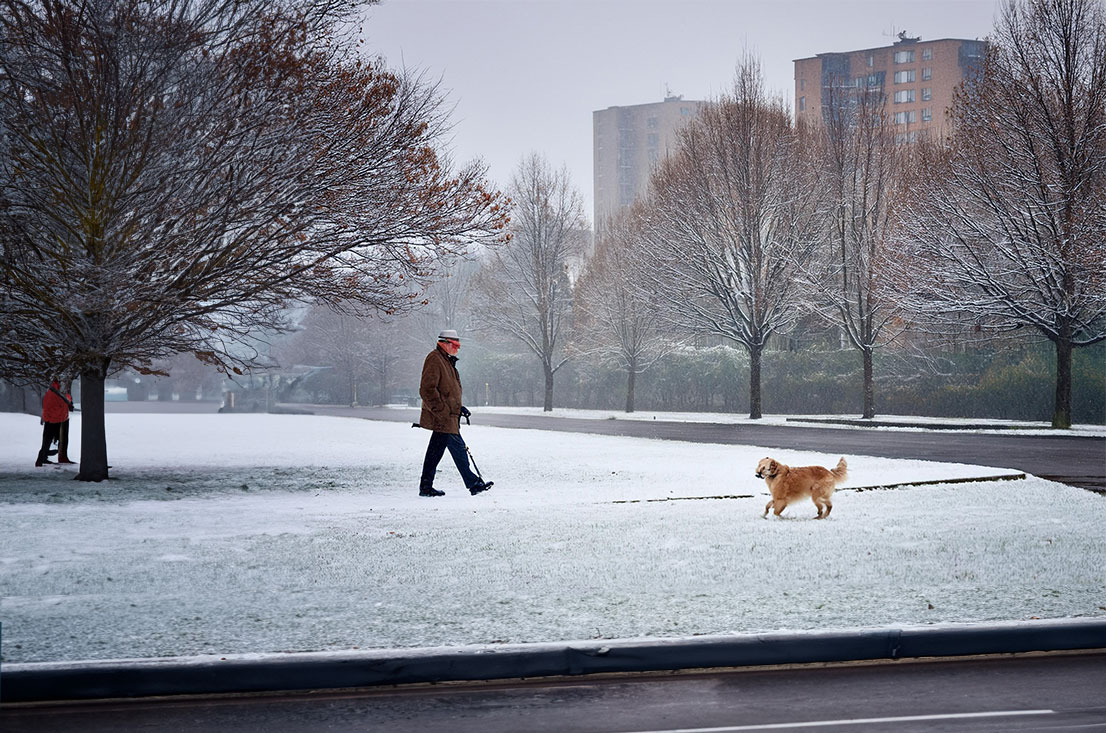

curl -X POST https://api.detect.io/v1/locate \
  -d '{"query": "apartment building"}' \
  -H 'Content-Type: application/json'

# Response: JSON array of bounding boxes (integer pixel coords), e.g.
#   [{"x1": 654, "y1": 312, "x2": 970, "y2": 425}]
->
[
  {"x1": 592, "y1": 95, "x2": 702, "y2": 234},
  {"x1": 794, "y1": 34, "x2": 985, "y2": 142}
]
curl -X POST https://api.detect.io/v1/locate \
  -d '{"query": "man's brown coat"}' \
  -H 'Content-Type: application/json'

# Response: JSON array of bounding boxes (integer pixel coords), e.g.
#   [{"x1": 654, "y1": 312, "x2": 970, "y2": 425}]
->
[{"x1": 418, "y1": 346, "x2": 462, "y2": 434}]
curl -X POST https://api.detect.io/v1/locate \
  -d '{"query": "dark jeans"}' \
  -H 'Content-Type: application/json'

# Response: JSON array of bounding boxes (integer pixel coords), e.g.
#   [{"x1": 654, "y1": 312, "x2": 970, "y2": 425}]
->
[
  {"x1": 420, "y1": 431, "x2": 480, "y2": 490},
  {"x1": 36, "y1": 421, "x2": 61, "y2": 464},
  {"x1": 58, "y1": 418, "x2": 70, "y2": 459}
]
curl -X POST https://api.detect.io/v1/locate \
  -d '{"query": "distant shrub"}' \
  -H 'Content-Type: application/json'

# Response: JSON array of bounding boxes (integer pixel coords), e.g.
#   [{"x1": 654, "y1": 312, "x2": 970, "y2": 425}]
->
[{"x1": 449, "y1": 338, "x2": 1103, "y2": 425}]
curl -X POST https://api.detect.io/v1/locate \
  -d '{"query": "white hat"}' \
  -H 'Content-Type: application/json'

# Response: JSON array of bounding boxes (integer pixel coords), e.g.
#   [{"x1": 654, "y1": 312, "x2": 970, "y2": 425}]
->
[{"x1": 438, "y1": 329, "x2": 459, "y2": 341}]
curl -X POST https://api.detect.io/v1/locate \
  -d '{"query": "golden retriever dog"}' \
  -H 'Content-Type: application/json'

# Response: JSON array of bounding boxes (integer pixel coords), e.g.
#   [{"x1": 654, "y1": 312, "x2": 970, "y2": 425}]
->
[{"x1": 756, "y1": 456, "x2": 848, "y2": 519}]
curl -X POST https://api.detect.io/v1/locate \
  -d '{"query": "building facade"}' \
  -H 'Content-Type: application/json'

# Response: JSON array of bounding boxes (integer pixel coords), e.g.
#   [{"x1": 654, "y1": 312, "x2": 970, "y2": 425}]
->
[
  {"x1": 592, "y1": 95, "x2": 702, "y2": 234},
  {"x1": 794, "y1": 34, "x2": 985, "y2": 142}
]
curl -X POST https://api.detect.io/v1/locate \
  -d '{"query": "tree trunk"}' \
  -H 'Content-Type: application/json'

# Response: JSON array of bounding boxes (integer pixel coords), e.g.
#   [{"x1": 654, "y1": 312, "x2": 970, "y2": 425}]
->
[
  {"x1": 748, "y1": 343, "x2": 763, "y2": 420},
  {"x1": 862, "y1": 347, "x2": 875, "y2": 419},
  {"x1": 625, "y1": 365, "x2": 636, "y2": 413},
  {"x1": 76, "y1": 358, "x2": 111, "y2": 482},
  {"x1": 1052, "y1": 331, "x2": 1073, "y2": 429},
  {"x1": 376, "y1": 363, "x2": 388, "y2": 407},
  {"x1": 543, "y1": 363, "x2": 554, "y2": 412}
]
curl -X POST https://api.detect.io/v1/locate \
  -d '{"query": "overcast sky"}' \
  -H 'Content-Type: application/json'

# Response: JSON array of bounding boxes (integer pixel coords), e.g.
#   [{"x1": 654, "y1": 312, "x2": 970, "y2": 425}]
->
[{"x1": 360, "y1": 0, "x2": 1002, "y2": 223}]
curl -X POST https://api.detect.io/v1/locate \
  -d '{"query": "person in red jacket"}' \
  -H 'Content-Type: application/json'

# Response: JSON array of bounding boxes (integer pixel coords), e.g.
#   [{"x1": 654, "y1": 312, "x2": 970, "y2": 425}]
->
[{"x1": 36, "y1": 379, "x2": 73, "y2": 467}]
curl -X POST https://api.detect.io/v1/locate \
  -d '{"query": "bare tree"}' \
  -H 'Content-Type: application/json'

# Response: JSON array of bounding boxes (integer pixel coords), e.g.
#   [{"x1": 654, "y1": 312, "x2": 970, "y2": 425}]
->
[
  {"x1": 0, "y1": 0, "x2": 507, "y2": 479},
  {"x1": 810, "y1": 83, "x2": 908, "y2": 418},
  {"x1": 281, "y1": 305, "x2": 374, "y2": 406},
  {"x1": 895, "y1": 0, "x2": 1106, "y2": 428},
  {"x1": 406, "y1": 255, "x2": 480, "y2": 344},
  {"x1": 470, "y1": 153, "x2": 588, "y2": 411},
  {"x1": 636, "y1": 59, "x2": 824, "y2": 418},
  {"x1": 573, "y1": 207, "x2": 675, "y2": 412}
]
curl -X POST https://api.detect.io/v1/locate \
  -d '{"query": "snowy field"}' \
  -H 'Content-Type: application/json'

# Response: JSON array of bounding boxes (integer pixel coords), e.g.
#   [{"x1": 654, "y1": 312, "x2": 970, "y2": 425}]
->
[{"x1": 0, "y1": 411, "x2": 1103, "y2": 665}]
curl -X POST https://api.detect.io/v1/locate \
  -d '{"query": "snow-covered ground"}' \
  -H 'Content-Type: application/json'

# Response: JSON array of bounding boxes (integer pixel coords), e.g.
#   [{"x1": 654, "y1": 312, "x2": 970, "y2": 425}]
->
[{"x1": 0, "y1": 411, "x2": 1103, "y2": 665}]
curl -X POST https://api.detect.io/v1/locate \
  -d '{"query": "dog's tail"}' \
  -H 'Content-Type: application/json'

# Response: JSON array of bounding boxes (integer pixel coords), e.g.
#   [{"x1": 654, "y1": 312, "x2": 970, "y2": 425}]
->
[{"x1": 831, "y1": 457, "x2": 848, "y2": 484}]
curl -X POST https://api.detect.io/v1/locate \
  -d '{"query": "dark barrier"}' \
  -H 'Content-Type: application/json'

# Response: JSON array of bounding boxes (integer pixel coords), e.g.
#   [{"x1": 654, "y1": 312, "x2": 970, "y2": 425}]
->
[{"x1": 4, "y1": 619, "x2": 1104, "y2": 703}]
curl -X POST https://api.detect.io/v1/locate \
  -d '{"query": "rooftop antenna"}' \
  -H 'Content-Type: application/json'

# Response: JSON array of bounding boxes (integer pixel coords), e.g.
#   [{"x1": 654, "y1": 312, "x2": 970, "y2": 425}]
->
[{"x1": 884, "y1": 25, "x2": 921, "y2": 44}]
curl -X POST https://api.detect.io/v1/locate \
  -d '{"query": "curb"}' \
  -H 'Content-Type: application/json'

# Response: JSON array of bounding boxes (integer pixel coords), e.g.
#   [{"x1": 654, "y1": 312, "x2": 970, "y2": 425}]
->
[
  {"x1": 605, "y1": 473, "x2": 1028, "y2": 504},
  {"x1": 844, "y1": 473, "x2": 1027, "y2": 491},
  {"x1": 4, "y1": 619, "x2": 1104, "y2": 704},
  {"x1": 783, "y1": 417, "x2": 1105, "y2": 435}
]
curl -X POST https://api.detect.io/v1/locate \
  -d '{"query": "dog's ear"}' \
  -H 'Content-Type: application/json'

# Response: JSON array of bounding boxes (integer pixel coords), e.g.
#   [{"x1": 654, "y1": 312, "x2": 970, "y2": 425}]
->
[{"x1": 769, "y1": 460, "x2": 779, "y2": 473}]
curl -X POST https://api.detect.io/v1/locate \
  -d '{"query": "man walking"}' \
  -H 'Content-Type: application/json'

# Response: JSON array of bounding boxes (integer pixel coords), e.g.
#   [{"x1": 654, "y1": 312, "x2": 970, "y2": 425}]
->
[{"x1": 416, "y1": 329, "x2": 492, "y2": 497}]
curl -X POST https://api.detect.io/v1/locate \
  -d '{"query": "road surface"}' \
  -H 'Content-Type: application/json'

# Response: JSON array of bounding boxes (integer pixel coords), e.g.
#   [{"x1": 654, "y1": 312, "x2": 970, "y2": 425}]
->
[{"x1": 5, "y1": 652, "x2": 1104, "y2": 732}]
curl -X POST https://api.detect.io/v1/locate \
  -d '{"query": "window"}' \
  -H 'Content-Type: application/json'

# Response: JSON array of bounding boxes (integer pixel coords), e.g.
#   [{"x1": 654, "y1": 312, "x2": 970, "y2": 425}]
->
[
  {"x1": 680, "y1": 107, "x2": 692, "y2": 116},
  {"x1": 893, "y1": 89, "x2": 916, "y2": 104},
  {"x1": 921, "y1": 108, "x2": 932, "y2": 121},
  {"x1": 893, "y1": 70, "x2": 916, "y2": 84},
  {"x1": 799, "y1": 96, "x2": 806, "y2": 112},
  {"x1": 894, "y1": 110, "x2": 917, "y2": 124},
  {"x1": 921, "y1": 87, "x2": 932, "y2": 101},
  {"x1": 895, "y1": 131, "x2": 919, "y2": 144},
  {"x1": 647, "y1": 117, "x2": 658, "y2": 129},
  {"x1": 800, "y1": 78, "x2": 805, "y2": 91},
  {"x1": 894, "y1": 50, "x2": 915, "y2": 64},
  {"x1": 922, "y1": 67, "x2": 932, "y2": 80},
  {"x1": 922, "y1": 48, "x2": 933, "y2": 60},
  {"x1": 867, "y1": 54, "x2": 874, "y2": 67}
]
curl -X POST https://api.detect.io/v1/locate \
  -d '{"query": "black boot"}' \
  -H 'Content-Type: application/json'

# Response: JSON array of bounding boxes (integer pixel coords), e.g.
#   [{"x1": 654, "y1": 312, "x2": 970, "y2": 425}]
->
[
  {"x1": 469, "y1": 481, "x2": 493, "y2": 495},
  {"x1": 419, "y1": 483, "x2": 444, "y2": 497}
]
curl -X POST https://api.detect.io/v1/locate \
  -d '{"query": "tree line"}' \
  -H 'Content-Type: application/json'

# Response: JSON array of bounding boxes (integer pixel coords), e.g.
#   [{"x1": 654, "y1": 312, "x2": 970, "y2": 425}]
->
[{"x1": 460, "y1": 0, "x2": 1103, "y2": 428}]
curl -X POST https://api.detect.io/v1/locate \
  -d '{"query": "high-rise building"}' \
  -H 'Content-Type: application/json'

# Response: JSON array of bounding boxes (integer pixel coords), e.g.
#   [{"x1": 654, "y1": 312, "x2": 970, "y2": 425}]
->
[
  {"x1": 592, "y1": 95, "x2": 702, "y2": 234},
  {"x1": 794, "y1": 34, "x2": 985, "y2": 142}
]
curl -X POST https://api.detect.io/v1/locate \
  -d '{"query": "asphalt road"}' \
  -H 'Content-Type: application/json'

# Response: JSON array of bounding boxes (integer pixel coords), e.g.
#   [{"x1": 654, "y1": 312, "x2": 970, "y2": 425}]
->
[
  {"x1": 300, "y1": 405, "x2": 1106, "y2": 492},
  {"x1": 5, "y1": 652, "x2": 1104, "y2": 732}
]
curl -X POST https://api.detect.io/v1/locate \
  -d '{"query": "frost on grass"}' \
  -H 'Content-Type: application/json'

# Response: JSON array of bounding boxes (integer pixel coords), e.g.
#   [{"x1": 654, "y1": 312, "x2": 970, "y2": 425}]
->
[{"x1": 0, "y1": 412, "x2": 1103, "y2": 663}]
